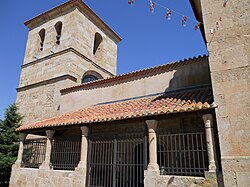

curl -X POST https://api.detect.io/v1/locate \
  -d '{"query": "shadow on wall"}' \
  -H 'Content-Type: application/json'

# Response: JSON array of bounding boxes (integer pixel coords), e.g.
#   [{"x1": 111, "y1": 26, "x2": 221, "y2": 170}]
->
[
  {"x1": 165, "y1": 56, "x2": 211, "y2": 93},
  {"x1": 152, "y1": 55, "x2": 213, "y2": 104}
]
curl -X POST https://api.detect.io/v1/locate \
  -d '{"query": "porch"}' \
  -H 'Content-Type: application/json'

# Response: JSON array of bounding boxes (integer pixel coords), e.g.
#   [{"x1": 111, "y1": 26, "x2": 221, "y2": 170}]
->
[
  {"x1": 10, "y1": 112, "x2": 221, "y2": 187},
  {"x1": 10, "y1": 85, "x2": 222, "y2": 186}
]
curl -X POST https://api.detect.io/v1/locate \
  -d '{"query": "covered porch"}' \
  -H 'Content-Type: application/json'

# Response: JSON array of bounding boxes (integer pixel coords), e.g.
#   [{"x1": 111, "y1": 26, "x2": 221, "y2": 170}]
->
[{"x1": 10, "y1": 85, "x2": 222, "y2": 187}]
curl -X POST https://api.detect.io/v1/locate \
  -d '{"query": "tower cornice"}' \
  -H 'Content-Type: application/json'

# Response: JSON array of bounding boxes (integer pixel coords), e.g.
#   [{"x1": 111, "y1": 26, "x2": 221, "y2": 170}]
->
[{"x1": 24, "y1": 0, "x2": 121, "y2": 43}]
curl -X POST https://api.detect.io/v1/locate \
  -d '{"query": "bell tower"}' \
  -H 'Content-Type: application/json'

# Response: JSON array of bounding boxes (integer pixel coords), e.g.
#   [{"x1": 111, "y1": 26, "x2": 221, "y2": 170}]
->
[{"x1": 16, "y1": 0, "x2": 121, "y2": 124}]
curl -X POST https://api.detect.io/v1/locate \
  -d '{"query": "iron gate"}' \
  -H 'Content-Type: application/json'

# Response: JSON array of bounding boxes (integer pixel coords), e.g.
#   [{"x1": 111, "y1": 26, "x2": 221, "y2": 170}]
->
[
  {"x1": 88, "y1": 124, "x2": 147, "y2": 187},
  {"x1": 51, "y1": 137, "x2": 81, "y2": 170}
]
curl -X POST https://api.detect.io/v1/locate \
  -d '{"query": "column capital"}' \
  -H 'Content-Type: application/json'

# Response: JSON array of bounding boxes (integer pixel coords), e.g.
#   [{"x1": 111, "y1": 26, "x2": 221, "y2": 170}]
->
[
  {"x1": 19, "y1": 133, "x2": 27, "y2": 142},
  {"x1": 146, "y1": 119, "x2": 158, "y2": 131},
  {"x1": 45, "y1": 130, "x2": 55, "y2": 138},
  {"x1": 202, "y1": 114, "x2": 213, "y2": 128},
  {"x1": 80, "y1": 126, "x2": 89, "y2": 136}
]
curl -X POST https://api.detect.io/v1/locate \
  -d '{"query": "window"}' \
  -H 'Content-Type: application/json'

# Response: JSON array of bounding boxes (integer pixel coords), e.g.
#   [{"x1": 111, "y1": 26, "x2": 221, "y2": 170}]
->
[
  {"x1": 39, "y1": 29, "x2": 45, "y2": 51},
  {"x1": 81, "y1": 75, "x2": 98, "y2": 84},
  {"x1": 81, "y1": 70, "x2": 103, "y2": 84},
  {"x1": 93, "y1": 32, "x2": 103, "y2": 55},
  {"x1": 55, "y1": 21, "x2": 62, "y2": 45}
]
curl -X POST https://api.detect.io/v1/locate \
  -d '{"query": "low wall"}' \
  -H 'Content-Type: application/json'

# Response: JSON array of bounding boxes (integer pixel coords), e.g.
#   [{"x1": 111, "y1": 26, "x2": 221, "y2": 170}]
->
[
  {"x1": 9, "y1": 167, "x2": 86, "y2": 187},
  {"x1": 144, "y1": 170, "x2": 221, "y2": 187}
]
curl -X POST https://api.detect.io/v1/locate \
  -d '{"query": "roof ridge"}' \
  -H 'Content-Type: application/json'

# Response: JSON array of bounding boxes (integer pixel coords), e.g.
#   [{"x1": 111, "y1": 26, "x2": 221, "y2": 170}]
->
[{"x1": 61, "y1": 54, "x2": 208, "y2": 93}]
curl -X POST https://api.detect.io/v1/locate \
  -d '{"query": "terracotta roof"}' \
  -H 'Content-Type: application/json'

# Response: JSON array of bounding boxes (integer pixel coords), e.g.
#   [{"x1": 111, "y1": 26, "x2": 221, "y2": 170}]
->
[
  {"x1": 17, "y1": 85, "x2": 214, "y2": 132},
  {"x1": 61, "y1": 55, "x2": 208, "y2": 93}
]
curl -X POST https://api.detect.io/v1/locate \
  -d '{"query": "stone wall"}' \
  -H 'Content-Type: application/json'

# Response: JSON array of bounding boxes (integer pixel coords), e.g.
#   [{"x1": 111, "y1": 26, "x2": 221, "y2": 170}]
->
[
  {"x1": 23, "y1": 7, "x2": 118, "y2": 75},
  {"x1": 9, "y1": 167, "x2": 86, "y2": 187},
  {"x1": 144, "y1": 171, "x2": 218, "y2": 187},
  {"x1": 199, "y1": 0, "x2": 250, "y2": 186},
  {"x1": 19, "y1": 51, "x2": 110, "y2": 88},
  {"x1": 60, "y1": 57, "x2": 211, "y2": 114},
  {"x1": 17, "y1": 4, "x2": 119, "y2": 124},
  {"x1": 16, "y1": 77, "x2": 74, "y2": 124}
]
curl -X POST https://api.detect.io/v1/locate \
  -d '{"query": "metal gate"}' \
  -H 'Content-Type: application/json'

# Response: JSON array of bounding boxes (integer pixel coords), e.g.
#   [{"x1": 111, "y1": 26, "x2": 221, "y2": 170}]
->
[{"x1": 88, "y1": 124, "x2": 147, "y2": 187}]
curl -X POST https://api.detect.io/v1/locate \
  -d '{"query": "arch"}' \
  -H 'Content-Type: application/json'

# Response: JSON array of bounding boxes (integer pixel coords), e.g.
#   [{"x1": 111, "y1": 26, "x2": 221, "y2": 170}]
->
[
  {"x1": 93, "y1": 32, "x2": 103, "y2": 55},
  {"x1": 81, "y1": 70, "x2": 103, "y2": 84},
  {"x1": 39, "y1": 29, "x2": 45, "y2": 51},
  {"x1": 55, "y1": 21, "x2": 63, "y2": 45}
]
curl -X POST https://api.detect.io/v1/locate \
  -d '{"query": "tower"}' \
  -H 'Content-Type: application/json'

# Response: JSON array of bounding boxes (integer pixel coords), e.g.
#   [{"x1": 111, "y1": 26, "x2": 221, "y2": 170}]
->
[
  {"x1": 191, "y1": 0, "x2": 250, "y2": 186},
  {"x1": 16, "y1": 0, "x2": 121, "y2": 124}
]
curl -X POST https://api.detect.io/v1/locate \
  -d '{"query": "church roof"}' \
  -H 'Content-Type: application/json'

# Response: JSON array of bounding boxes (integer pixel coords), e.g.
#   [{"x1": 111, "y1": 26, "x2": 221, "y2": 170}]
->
[
  {"x1": 61, "y1": 55, "x2": 208, "y2": 94},
  {"x1": 17, "y1": 84, "x2": 214, "y2": 132}
]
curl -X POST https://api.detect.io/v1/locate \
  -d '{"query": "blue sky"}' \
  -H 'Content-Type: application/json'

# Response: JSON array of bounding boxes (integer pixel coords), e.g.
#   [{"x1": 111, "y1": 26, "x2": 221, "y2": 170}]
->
[{"x1": 0, "y1": 0, "x2": 207, "y2": 119}]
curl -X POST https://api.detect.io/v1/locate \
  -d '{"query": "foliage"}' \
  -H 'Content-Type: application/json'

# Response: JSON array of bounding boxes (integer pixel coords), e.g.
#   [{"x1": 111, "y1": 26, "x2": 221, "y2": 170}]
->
[{"x1": 0, "y1": 104, "x2": 22, "y2": 186}]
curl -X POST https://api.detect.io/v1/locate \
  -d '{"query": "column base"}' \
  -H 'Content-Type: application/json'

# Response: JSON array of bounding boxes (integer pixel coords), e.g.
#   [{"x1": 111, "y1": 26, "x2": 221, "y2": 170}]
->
[
  {"x1": 147, "y1": 163, "x2": 159, "y2": 171},
  {"x1": 39, "y1": 161, "x2": 52, "y2": 170},
  {"x1": 13, "y1": 160, "x2": 22, "y2": 168},
  {"x1": 77, "y1": 161, "x2": 87, "y2": 168},
  {"x1": 209, "y1": 160, "x2": 217, "y2": 171}
]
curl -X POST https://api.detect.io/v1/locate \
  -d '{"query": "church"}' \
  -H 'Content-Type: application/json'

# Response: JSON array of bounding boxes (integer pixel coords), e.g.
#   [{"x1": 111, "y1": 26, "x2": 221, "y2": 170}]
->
[{"x1": 10, "y1": 0, "x2": 250, "y2": 187}]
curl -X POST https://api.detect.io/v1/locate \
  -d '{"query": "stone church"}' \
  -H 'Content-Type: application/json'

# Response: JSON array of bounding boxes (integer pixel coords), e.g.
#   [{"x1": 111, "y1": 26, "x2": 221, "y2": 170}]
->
[{"x1": 10, "y1": 0, "x2": 249, "y2": 186}]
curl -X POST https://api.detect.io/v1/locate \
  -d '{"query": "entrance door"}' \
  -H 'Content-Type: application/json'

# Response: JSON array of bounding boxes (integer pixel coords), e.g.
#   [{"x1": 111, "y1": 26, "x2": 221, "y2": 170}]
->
[{"x1": 88, "y1": 125, "x2": 147, "y2": 187}]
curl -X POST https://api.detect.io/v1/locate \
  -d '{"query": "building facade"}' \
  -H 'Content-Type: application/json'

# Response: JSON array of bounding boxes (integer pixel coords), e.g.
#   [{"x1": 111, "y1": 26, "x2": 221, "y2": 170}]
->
[
  {"x1": 16, "y1": 0, "x2": 121, "y2": 124},
  {"x1": 10, "y1": 0, "x2": 250, "y2": 186}
]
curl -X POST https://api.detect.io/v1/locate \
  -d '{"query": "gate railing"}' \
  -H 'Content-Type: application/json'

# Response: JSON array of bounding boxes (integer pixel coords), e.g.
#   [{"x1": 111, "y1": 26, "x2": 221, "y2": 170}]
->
[
  {"x1": 157, "y1": 132, "x2": 208, "y2": 177},
  {"x1": 88, "y1": 131, "x2": 147, "y2": 187},
  {"x1": 51, "y1": 137, "x2": 81, "y2": 170},
  {"x1": 22, "y1": 138, "x2": 47, "y2": 168}
]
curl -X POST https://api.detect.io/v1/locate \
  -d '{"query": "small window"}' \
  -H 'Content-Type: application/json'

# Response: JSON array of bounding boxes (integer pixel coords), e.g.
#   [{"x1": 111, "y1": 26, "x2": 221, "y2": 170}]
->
[
  {"x1": 55, "y1": 21, "x2": 62, "y2": 45},
  {"x1": 81, "y1": 70, "x2": 103, "y2": 84},
  {"x1": 93, "y1": 33, "x2": 103, "y2": 55},
  {"x1": 81, "y1": 75, "x2": 98, "y2": 84},
  {"x1": 39, "y1": 29, "x2": 45, "y2": 51}
]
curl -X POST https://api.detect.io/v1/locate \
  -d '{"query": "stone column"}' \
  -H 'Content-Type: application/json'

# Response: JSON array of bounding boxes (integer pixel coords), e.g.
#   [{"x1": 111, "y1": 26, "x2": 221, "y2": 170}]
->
[
  {"x1": 77, "y1": 126, "x2": 89, "y2": 168},
  {"x1": 202, "y1": 114, "x2": 217, "y2": 172},
  {"x1": 74, "y1": 126, "x2": 89, "y2": 187},
  {"x1": 14, "y1": 133, "x2": 27, "y2": 167},
  {"x1": 146, "y1": 119, "x2": 159, "y2": 171},
  {"x1": 40, "y1": 130, "x2": 55, "y2": 169}
]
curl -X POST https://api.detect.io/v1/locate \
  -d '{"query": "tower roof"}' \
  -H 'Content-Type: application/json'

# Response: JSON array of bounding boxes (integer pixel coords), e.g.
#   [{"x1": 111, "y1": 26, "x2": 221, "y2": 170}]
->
[{"x1": 24, "y1": 0, "x2": 121, "y2": 43}]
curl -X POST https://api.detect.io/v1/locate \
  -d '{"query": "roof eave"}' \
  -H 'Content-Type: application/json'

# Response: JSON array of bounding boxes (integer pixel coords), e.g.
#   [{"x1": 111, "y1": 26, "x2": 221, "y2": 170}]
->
[{"x1": 189, "y1": 0, "x2": 206, "y2": 44}]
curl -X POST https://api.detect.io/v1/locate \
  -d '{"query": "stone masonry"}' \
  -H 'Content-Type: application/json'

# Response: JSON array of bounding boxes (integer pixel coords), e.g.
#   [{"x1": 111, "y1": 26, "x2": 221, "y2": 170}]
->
[
  {"x1": 198, "y1": 0, "x2": 250, "y2": 186},
  {"x1": 16, "y1": 0, "x2": 121, "y2": 124}
]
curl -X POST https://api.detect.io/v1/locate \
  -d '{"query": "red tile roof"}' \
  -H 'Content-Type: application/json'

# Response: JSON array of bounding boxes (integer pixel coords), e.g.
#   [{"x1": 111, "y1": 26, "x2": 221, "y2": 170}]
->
[
  {"x1": 61, "y1": 55, "x2": 208, "y2": 93},
  {"x1": 17, "y1": 85, "x2": 214, "y2": 132}
]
